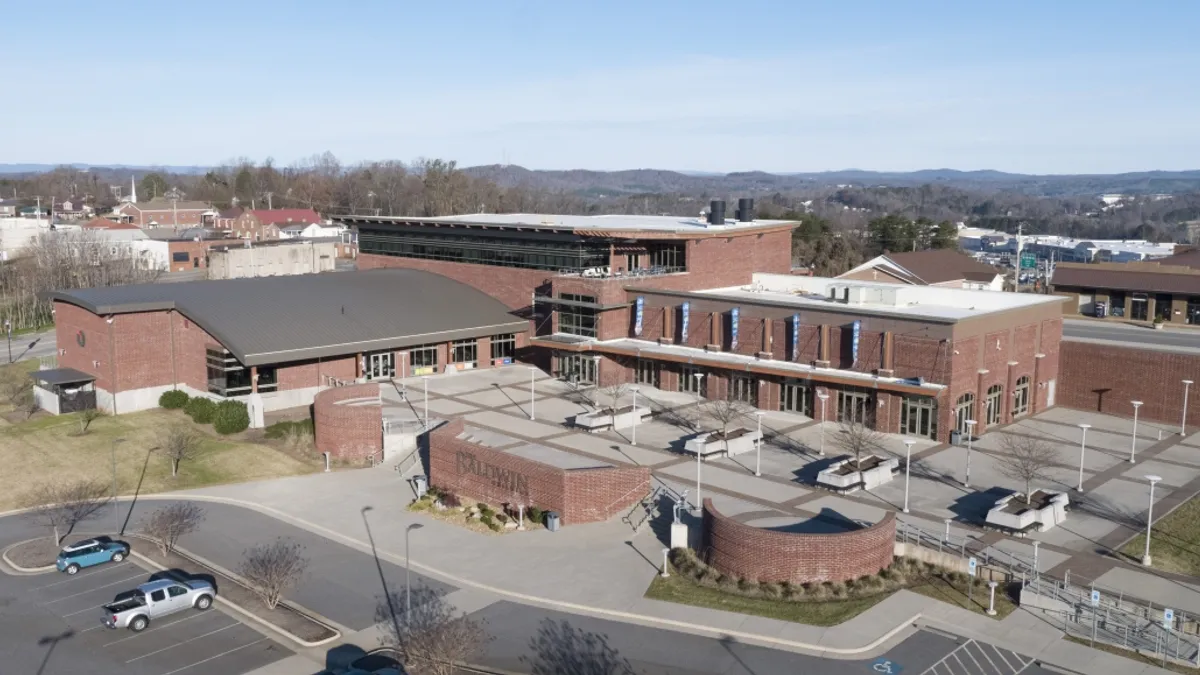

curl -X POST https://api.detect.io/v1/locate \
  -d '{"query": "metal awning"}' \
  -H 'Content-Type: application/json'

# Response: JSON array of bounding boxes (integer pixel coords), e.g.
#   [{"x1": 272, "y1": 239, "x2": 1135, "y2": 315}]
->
[
  {"x1": 32, "y1": 368, "x2": 96, "y2": 386},
  {"x1": 532, "y1": 295, "x2": 630, "y2": 310}
]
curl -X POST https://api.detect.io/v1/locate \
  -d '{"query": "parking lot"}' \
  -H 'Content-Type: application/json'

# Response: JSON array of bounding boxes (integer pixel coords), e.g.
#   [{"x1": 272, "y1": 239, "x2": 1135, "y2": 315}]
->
[{"x1": 13, "y1": 559, "x2": 290, "y2": 675}]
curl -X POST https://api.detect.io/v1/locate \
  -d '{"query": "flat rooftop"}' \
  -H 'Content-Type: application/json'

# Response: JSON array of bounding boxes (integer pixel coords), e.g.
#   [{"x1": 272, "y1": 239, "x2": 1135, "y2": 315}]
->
[
  {"x1": 691, "y1": 273, "x2": 1065, "y2": 321},
  {"x1": 47, "y1": 269, "x2": 527, "y2": 366},
  {"x1": 339, "y1": 212, "x2": 796, "y2": 235},
  {"x1": 457, "y1": 427, "x2": 610, "y2": 470}
]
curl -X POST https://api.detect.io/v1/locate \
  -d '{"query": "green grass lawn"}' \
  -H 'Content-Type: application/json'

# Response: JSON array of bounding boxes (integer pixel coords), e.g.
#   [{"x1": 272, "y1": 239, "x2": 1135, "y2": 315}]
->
[
  {"x1": 1064, "y1": 636, "x2": 1197, "y2": 674},
  {"x1": 1121, "y1": 496, "x2": 1200, "y2": 576},
  {"x1": 646, "y1": 573, "x2": 889, "y2": 626},
  {"x1": 0, "y1": 407, "x2": 322, "y2": 511},
  {"x1": 906, "y1": 576, "x2": 1016, "y2": 619}
]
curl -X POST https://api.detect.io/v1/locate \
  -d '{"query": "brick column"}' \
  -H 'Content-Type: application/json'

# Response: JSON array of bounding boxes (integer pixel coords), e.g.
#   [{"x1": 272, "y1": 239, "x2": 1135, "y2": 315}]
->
[
  {"x1": 1032, "y1": 353, "x2": 1045, "y2": 413},
  {"x1": 761, "y1": 317, "x2": 772, "y2": 354},
  {"x1": 437, "y1": 343, "x2": 450, "y2": 371},
  {"x1": 355, "y1": 352, "x2": 363, "y2": 378},
  {"x1": 975, "y1": 369, "x2": 989, "y2": 435},
  {"x1": 476, "y1": 336, "x2": 492, "y2": 368},
  {"x1": 250, "y1": 366, "x2": 258, "y2": 393},
  {"x1": 710, "y1": 312, "x2": 721, "y2": 348},
  {"x1": 816, "y1": 325, "x2": 831, "y2": 367},
  {"x1": 662, "y1": 306, "x2": 674, "y2": 343},
  {"x1": 1004, "y1": 361, "x2": 1018, "y2": 424}
]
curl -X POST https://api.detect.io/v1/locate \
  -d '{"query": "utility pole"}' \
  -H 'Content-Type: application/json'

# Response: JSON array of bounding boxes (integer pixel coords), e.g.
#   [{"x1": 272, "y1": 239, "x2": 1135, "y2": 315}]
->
[{"x1": 1013, "y1": 221, "x2": 1023, "y2": 292}]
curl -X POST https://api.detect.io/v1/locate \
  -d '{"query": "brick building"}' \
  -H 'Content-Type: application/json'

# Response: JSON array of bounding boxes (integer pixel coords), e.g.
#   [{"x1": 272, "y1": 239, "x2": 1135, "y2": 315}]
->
[
  {"x1": 229, "y1": 208, "x2": 323, "y2": 241},
  {"x1": 111, "y1": 198, "x2": 216, "y2": 229},
  {"x1": 839, "y1": 249, "x2": 1004, "y2": 291},
  {"x1": 46, "y1": 269, "x2": 528, "y2": 420},
  {"x1": 1052, "y1": 249, "x2": 1200, "y2": 323}
]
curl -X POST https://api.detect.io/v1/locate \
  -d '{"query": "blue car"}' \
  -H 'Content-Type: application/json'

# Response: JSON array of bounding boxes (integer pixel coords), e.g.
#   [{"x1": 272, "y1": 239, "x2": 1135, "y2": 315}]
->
[{"x1": 56, "y1": 538, "x2": 129, "y2": 575}]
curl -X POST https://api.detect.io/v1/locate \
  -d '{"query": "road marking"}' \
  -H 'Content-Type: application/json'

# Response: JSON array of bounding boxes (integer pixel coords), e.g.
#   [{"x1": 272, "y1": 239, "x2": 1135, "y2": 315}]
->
[
  {"x1": 989, "y1": 646, "x2": 1016, "y2": 671},
  {"x1": 27, "y1": 563, "x2": 131, "y2": 590},
  {"x1": 155, "y1": 637, "x2": 268, "y2": 675},
  {"x1": 62, "y1": 603, "x2": 110, "y2": 617},
  {"x1": 975, "y1": 644, "x2": 1006, "y2": 674},
  {"x1": 102, "y1": 611, "x2": 209, "y2": 647},
  {"x1": 42, "y1": 573, "x2": 147, "y2": 603},
  {"x1": 959, "y1": 643, "x2": 988, "y2": 674},
  {"x1": 125, "y1": 622, "x2": 239, "y2": 663}
]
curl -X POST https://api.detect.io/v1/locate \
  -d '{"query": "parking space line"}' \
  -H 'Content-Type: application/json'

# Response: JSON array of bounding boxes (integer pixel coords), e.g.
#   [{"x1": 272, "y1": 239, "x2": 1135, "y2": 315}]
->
[
  {"x1": 125, "y1": 622, "x2": 239, "y2": 663},
  {"x1": 42, "y1": 573, "x2": 147, "y2": 603},
  {"x1": 963, "y1": 642, "x2": 998, "y2": 675},
  {"x1": 27, "y1": 563, "x2": 131, "y2": 590},
  {"x1": 102, "y1": 612, "x2": 210, "y2": 647},
  {"x1": 62, "y1": 603, "x2": 109, "y2": 617},
  {"x1": 988, "y1": 645, "x2": 1016, "y2": 672},
  {"x1": 976, "y1": 644, "x2": 1007, "y2": 674},
  {"x1": 155, "y1": 637, "x2": 268, "y2": 675}
]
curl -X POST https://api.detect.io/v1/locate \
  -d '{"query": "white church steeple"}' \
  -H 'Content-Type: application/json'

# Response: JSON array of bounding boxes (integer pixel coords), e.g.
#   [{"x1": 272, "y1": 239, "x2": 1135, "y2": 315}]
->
[{"x1": 129, "y1": 175, "x2": 137, "y2": 204}]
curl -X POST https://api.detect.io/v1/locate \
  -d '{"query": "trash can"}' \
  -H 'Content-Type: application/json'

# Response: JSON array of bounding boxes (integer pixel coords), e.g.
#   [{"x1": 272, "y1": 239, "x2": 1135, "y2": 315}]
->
[
  {"x1": 545, "y1": 511, "x2": 561, "y2": 532},
  {"x1": 412, "y1": 474, "x2": 428, "y2": 499},
  {"x1": 950, "y1": 430, "x2": 962, "y2": 446}
]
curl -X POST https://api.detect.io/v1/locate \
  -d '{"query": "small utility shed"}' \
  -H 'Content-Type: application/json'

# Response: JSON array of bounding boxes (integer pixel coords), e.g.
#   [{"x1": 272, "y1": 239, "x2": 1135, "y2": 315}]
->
[{"x1": 33, "y1": 368, "x2": 97, "y2": 414}]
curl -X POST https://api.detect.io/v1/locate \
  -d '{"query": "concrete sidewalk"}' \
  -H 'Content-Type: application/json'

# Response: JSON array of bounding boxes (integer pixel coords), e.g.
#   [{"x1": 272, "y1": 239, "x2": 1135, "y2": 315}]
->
[{"x1": 174, "y1": 471, "x2": 1178, "y2": 675}]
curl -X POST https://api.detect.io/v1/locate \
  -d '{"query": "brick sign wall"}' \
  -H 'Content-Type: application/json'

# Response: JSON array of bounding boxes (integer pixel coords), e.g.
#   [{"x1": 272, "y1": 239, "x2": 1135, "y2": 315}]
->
[
  {"x1": 1059, "y1": 341, "x2": 1200, "y2": 427},
  {"x1": 702, "y1": 499, "x2": 895, "y2": 584},
  {"x1": 313, "y1": 383, "x2": 383, "y2": 460},
  {"x1": 429, "y1": 418, "x2": 650, "y2": 524}
]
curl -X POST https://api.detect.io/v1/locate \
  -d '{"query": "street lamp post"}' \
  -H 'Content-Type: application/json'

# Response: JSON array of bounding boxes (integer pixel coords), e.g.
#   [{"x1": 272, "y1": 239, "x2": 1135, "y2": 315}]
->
[
  {"x1": 692, "y1": 372, "x2": 705, "y2": 405},
  {"x1": 1183, "y1": 380, "x2": 1194, "y2": 436},
  {"x1": 405, "y1": 523, "x2": 424, "y2": 623},
  {"x1": 986, "y1": 580, "x2": 999, "y2": 616},
  {"x1": 529, "y1": 367, "x2": 537, "y2": 421},
  {"x1": 1128, "y1": 398, "x2": 1147, "y2": 461},
  {"x1": 816, "y1": 391, "x2": 829, "y2": 456},
  {"x1": 630, "y1": 386, "x2": 640, "y2": 446},
  {"x1": 1032, "y1": 540, "x2": 1040, "y2": 579},
  {"x1": 902, "y1": 439, "x2": 916, "y2": 513},
  {"x1": 1143, "y1": 474, "x2": 1163, "y2": 566},
  {"x1": 964, "y1": 420, "x2": 977, "y2": 487},
  {"x1": 754, "y1": 411, "x2": 766, "y2": 476},
  {"x1": 692, "y1": 373, "x2": 705, "y2": 512},
  {"x1": 661, "y1": 548, "x2": 670, "y2": 578},
  {"x1": 944, "y1": 517, "x2": 952, "y2": 543},
  {"x1": 111, "y1": 438, "x2": 126, "y2": 534},
  {"x1": 1077, "y1": 423, "x2": 1091, "y2": 492}
]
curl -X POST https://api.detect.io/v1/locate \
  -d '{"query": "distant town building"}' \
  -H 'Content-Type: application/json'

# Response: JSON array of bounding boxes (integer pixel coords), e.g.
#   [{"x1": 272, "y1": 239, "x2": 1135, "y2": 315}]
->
[
  {"x1": 1052, "y1": 248, "x2": 1200, "y2": 323},
  {"x1": 207, "y1": 239, "x2": 338, "y2": 279},
  {"x1": 838, "y1": 250, "x2": 1004, "y2": 291},
  {"x1": 0, "y1": 199, "x2": 19, "y2": 218},
  {"x1": 111, "y1": 198, "x2": 216, "y2": 229},
  {"x1": 230, "y1": 208, "x2": 323, "y2": 241}
]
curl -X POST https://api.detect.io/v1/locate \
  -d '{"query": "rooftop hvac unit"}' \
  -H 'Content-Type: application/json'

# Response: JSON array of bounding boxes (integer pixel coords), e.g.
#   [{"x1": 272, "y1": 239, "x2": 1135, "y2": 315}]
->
[{"x1": 707, "y1": 200, "x2": 726, "y2": 225}]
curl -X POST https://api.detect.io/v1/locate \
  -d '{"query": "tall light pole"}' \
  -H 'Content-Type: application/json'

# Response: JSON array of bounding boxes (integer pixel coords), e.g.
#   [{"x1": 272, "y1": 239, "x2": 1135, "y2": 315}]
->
[
  {"x1": 692, "y1": 372, "x2": 705, "y2": 404},
  {"x1": 902, "y1": 439, "x2": 916, "y2": 513},
  {"x1": 528, "y1": 367, "x2": 537, "y2": 421},
  {"x1": 693, "y1": 372, "x2": 705, "y2": 513},
  {"x1": 816, "y1": 391, "x2": 829, "y2": 456},
  {"x1": 963, "y1": 420, "x2": 976, "y2": 487},
  {"x1": 422, "y1": 376, "x2": 429, "y2": 429},
  {"x1": 1032, "y1": 540, "x2": 1040, "y2": 579},
  {"x1": 1182, "y1": 380, "x2": 1194, "y2": 436},
  {"x1": 1077, "y1": 423, "x2": 1091, "y2": 492},
  {"x1": 1130, "y1": 400, "x2": 1143, "y2": 463},
  {"x1": 754, "y1": 411, "x2": 766, "y2": 476},
  {"x1": 405, "y1": 523, "x2": 424, "y2": 622},
  {"x1": 111, "y1": 438, "x2": 126, "y2": 534},
  {"x1": 630, "y1": 386, "x2": 640, "y2": 446},
  {"x1": 1143, "y1": 475, "x2": 1162, "y2": 566}
]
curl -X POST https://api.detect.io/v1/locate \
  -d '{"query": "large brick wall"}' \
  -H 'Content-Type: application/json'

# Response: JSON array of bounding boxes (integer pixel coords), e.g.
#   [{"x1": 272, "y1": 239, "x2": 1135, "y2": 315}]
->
[
  {"x1": 701, "y1": 499, "x2": 896, "y2": 584},
  {"x1": 428, "y1": 418, "x2": 650, "y2": 524},
  {"x1": 1059, "y1": 341, "x2": 1200, "y2": 427},
  {"x1": 313, "y1": 383, "x2": 383, "y2": 460}
]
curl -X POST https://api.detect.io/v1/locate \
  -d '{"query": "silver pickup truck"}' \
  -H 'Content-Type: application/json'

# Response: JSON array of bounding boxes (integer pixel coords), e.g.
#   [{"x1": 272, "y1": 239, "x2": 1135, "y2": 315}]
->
[{"x1": 102, "y1": 578, "x2": 216, "y2": 631}]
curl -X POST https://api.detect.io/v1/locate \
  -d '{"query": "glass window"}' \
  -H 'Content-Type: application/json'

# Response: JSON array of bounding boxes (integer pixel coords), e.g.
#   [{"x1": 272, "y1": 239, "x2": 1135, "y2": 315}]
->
[
  {"x1": 491, "y1": 334, "x2": 516, "y2": 361},
  {"x1": 167, "y1": 586, "x2": 187, "y2": 598},
  {"x1": 1012, "y1": 376, "x2": 1030, "y2": 418},
  {"x1": 955, "y1": 393, "x2": 975, "y2": 433},
  {"x1": 410, "y1": 344, "x2": 438, "y2": 369},
  {"x1": 206, "y1": 347, "x2": 272, "y2": 396},
  {"x1": 901, "y1": 396, "x2": 937, "y2": 440},
  {"x1": 557, "y1": 353, "x2": 597, "y2": 384},
  {"x1": 636, "y1": 359, "x2": 660, "y2": 388},
  {"x1": 357, "y1": 225, "x2": 610, "y2": 272},
  {"x1": 558, "y1": 294, "x2": 597, "y2": 338},
  {"x1": 648, "y1": 242, "x2": 686, "y2": 272},
  {"x1": 679, "y1": 366, "x2": 707, "y2": 396},
  {"x1": 1156, "y1": 294, "x2": 1173, "y2": 321},
  {"x1": 779, "y1": 378, "x2": 811, "y2": 416},
  {"x1": 986, "y1": 384, "x2": 1003, "y2": 425},
  {"x1": 451, "y1": 339, "x2": 477, "y2": 364},
  {"x1": 150, "y1": 590, "x2": 166, "y2": 602},
  {"x1": 838, "y1": 387, "x2": 875, "y2": 425},
  {"x1": 731, "y1": 375, "x2": 758, "y2": 405},
  {"x1": 171, "y1": 251, "x2": 190, "y2": 262}
]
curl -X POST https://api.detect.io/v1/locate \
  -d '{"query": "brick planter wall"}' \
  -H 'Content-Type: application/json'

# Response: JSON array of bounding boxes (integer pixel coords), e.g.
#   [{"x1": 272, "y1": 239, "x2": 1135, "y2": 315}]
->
[
  {"x1": 701, "y1": 499, "x2": 896, "y2": 584},
  {"x1": 313, "y1": 383, "x2": 382, "y2": 460},
  {"x1": 429, "y1": 418, "x2": 650, "y2": 524}
]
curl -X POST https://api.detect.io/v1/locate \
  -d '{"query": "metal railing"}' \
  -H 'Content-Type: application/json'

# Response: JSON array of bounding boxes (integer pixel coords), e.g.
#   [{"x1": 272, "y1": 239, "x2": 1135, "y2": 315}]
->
[{"x1": 556, "y1": 265, "x2": 685, "y2": 279}]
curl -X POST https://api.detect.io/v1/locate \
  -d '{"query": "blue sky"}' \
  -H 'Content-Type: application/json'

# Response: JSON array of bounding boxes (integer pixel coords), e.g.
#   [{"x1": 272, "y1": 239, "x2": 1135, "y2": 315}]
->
[{"x1": 3, "y1": 0, "x2": 1198, "y2": 173}]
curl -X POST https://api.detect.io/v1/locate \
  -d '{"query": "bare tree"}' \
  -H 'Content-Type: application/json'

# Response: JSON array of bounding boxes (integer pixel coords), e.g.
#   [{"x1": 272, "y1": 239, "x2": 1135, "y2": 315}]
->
[
  {"x1": 996, "y1": 434, "x2": 1061, "y2": 503},
  {"x1": 160, "y1": 425, "x2": 202, "y2": 477},
  {"x1": 23, "y1": 479, "x2": 111, "y2": 544},
  {"x1": 596, "y1": 382, "x2": 630, "y2": 429},
  {"x1": 16, "y1": 386, "x2": 39, "y2": 418},
  {"x1": 139, "y1": 502, "x2": 206, "y2": 556},
  {"x1": 377, "y1": 586, "x2": 490, "y2": 675},
  {"x1": 702, "y1": 397, "x2": 753, "y2": 455},
  {"x1": 238, "y1": 538, "x2": 308, "y2": 610},
  {"x1": 0, "y1": 368, "x2": 31, "y2": 405},
  {"x1": 522, "y1": 619, "x2": 635, "y2": 675},
  {"x1": 76, "y1": 408, "x2": 103, "y2": 435},
  {"x1": 831, "y1": 420, "x2": 886, "y2": 467}
]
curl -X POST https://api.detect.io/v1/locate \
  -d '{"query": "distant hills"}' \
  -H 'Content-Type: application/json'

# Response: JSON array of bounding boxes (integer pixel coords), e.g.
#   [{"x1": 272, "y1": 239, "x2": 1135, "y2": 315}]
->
[{"x1": 5, "y1": 163, "x2": 1200, "y2": 197}]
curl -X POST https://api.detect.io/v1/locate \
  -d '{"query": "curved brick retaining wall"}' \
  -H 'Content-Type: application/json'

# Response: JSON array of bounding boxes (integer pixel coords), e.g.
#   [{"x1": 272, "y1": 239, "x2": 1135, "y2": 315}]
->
[
  {"x1": 429, "y1": 418, "x2": 650, "y2": 524},
  {"x1": 702, "y1": 499, "x2": 895, "y2": 583},
  {"x1": 313, "y1": 383, "x2": 382, "y2": 460}
]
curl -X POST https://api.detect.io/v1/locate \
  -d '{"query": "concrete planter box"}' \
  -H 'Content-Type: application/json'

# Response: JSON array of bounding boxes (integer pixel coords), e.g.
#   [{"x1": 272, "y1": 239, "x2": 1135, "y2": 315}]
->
[
  {"x1": 683, "y1": 427, "x2": 763, "y2": 459},
  {"x1": 572, "y1": 405, "x2": 651, "y2": 433},
  {"x1": 985, "y1": 490, "x2": 1069, "y2": 534},
  {"x1": 816, "y1": 455, "x2": 899, "y2": 492}
]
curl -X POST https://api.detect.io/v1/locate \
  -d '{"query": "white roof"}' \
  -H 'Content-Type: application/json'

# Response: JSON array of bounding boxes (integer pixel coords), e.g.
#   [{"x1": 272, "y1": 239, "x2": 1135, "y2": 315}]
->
[
  {"x1": 1022, "y1": 236, "x2": 1175, "y2": 256},
  {"x1": 61, "y1": 538, "x2": 102, "y2": 552},
  {"x1": 692, "y1": 273, "x2": 1062, "y2": 321},
  {"x1": 389, "y1": 212, "x2": 794, "y2": 234}
]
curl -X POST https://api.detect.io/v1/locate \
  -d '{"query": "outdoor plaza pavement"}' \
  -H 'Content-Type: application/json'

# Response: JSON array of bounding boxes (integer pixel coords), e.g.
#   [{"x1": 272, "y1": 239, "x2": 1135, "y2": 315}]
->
[{"x1": 203, "y1": 367, "x2": 1200, "y2": 673}]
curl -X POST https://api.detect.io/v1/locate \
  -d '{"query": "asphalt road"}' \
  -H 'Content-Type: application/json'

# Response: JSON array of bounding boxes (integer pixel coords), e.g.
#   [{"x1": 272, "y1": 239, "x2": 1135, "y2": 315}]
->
[
  {"x1": 469, "y1": 601, "x2": 1056, "y2": 675},
  {"x1": 1064, "y1": 319, "x2": 1200, "y2": 351},
  {"x1": 9, "y1": 328, "x2": 56, "y2": 363}
]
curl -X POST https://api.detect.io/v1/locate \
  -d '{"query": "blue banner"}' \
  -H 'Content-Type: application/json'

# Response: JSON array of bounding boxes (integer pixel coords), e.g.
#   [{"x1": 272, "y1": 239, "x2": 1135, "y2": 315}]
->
[
  {"x1": 792, "y1": 313, "x2": 800, "y2": 360},
  {"x1": 681, "y1": 302, "x2": 690, "y2": 342},
  {"x1": 851, "y1": 320, "x2": 861, "y2": 364},
  {"x1": 634, "y1": 296, "x2": 645, "y2": 336},
  {"x1": 731, "y1": 307, "x2": 740, "y2": 350}
]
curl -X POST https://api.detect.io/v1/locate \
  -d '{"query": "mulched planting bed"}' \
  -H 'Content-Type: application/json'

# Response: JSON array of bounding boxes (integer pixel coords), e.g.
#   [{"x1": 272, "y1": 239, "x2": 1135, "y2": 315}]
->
[
  {"x1": 5, "y1": 536, "x2": 63, "y2": 568},
  {"x1": 131, "y1": 538, "x2": 337, "y2": 644}
]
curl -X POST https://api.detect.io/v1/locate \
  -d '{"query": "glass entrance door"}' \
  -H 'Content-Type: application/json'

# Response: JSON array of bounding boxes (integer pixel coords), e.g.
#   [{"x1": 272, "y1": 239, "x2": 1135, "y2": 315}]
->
[
  {"x1": 366, "y1": 352, "x2": 395, "y2": 379},
  {"x1": 636, "y1": 359, "x2": 660, "y2": 388},
  {"x1": 779, "y1": 379, "x2": 812, "y2": 416},
  {"x1": 901, "y1": 396, "x2": 937, "y2": 440},
  {"x1": 558, "y1": 353, "x2": 597, "y2": 385},
  {"x1": 838, "y1": 389, "x2": 874, "y2": 425}
]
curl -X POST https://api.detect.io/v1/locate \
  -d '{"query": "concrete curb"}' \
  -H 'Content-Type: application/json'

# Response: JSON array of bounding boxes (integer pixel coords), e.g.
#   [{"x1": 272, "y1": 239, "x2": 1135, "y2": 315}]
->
[
  {"x1": 127, "y1": 547, "x2": 341, "y2": 649},
  {"x1": 1, "y1": 537, "x2": 56, "y2": 574}
]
